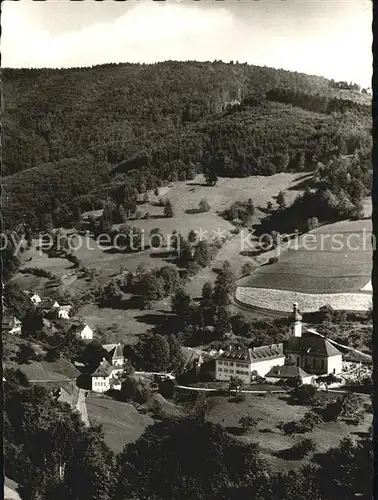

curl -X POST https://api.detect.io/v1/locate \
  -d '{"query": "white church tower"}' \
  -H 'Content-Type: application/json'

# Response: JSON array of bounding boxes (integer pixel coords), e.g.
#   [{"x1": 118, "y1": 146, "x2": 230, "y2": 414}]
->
[{"x1": 289, "y1": 302, "x2": 302, "y2": 337}]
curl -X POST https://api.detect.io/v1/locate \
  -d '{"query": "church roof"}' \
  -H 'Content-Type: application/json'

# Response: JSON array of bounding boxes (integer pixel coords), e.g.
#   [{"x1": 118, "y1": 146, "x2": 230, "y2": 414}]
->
[{"x1": 285, "y1": 335, "x2": 342, "y2": 357}]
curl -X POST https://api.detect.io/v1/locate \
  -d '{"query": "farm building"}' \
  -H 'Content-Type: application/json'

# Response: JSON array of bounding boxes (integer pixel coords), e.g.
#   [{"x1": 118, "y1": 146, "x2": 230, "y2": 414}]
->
[
  {"x1": 265, "y1": 365, "x2": 314, "y2": 385},
  {"x1": 54, "y1": 320, "x2": 94, "y2": 340},
  {"x1": 2, "y1": 313, "x2": 22, "y2": 335},
  {"x1": 25, "y1": 291, "x2": 42, "y2": 305},
  {"x1": 57, "y1": 304, "x2": 73, "y2": 319},
  {"x1": 39, "y1": 298, "x2": 61, "y2": 317},
  {"x1": 70, "y1": 322, "x2": 94, "y2": 340}
]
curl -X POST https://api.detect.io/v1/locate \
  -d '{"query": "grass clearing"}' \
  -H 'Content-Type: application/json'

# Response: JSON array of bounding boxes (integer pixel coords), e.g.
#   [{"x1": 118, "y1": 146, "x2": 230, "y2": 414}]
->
[
  {"x1": 86, "y1": 394, "x2": 154, "y2": 453},
  {"x1": 206, "y1": 392, "x2": 372, "y2": 472},
  {"x1": 77, "y1": 300, "x2": 171, "y2": 344},
  {"x1": 10, "y1": 173, "x2": 311, "y2": 339}
]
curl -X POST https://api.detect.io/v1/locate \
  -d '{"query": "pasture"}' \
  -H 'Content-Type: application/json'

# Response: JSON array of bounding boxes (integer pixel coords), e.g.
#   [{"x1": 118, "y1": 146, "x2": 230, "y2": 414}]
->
[
  {"x1": 86, "y1": 394, "x2": 154, "y2": 453},
  {"x1": 205, "y1": 392, "x2": 372, "y2": 472},
  {"x1": 10, "y1": 173, "x2": 310, "y2": 341}
]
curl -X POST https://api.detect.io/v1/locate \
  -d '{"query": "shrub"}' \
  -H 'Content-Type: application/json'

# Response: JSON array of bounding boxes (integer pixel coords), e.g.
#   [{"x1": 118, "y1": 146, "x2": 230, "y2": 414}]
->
[
  {"x1": 239, "y1": 415, "x2": 260, "y2": 433},
  {"x1": 292, "y1": 384, "x2": 317, "y2": 404},
  {"x1": 290, "y1": 438, "x2": 316, "y2": 458},
  {"x1": 164, "y1": 199, "x2": 174, "y2": 218},
  {"x1": 233, "y1": 393, "x2": 246, "y2": 403},
  {"x1": 198, "y1": 198, "x2": 211, "y2": 213},
  {"x1": 241, "y1": 261, "x2": 255, "y2": 276},
  {"x1": 19, "y1": 267, "x2": 57, "y2": 279},
  {"x1": 268, "y1": 257, "x2": 279, "y2": 264}
]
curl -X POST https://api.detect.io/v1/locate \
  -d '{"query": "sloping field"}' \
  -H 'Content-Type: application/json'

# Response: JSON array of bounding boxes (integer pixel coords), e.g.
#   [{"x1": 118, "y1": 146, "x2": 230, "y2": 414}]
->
[
  {"x1": 86, "y1": 394, "x2": 153, "y2": 453},
  {"x1": 243, "y1": 218, "x2": 372, "y2": 294},
  {"x1": 207, "y1": 393, "x2": 372, "y2": 473},
  {"x1": 235, "y1": 287, "x2": 372, "y2": 313}
]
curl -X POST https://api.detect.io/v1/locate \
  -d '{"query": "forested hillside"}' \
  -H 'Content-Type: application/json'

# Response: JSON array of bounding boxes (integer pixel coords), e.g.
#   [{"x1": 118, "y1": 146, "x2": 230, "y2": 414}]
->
[{"x1": 2, "y1": 61, "x2": 371, "y2": 229}]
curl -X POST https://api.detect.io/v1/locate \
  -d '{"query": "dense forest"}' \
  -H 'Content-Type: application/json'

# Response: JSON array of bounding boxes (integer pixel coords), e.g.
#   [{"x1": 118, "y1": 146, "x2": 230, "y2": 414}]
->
[{"x1": 3, "y1": 61, "x2": 371, "y2": 229}]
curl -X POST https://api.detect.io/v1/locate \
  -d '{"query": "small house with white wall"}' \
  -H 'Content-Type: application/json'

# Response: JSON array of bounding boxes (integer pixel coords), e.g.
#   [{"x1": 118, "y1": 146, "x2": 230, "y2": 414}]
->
[
  {"x1": 70, "y1": 322, "x2": 94, "y2": 340},
  {"x1": 39, "y1": 298, "x2": 61, "y2": 316},
  {"x1": 2, "y1": 314, "x2": 22, "y2": 335},
  {"x1": 25, "y1": 292, "x2": 42, "y2": 305},
  {"x1": 57, "y1": 305, "x2": 73, "y2": 320}
]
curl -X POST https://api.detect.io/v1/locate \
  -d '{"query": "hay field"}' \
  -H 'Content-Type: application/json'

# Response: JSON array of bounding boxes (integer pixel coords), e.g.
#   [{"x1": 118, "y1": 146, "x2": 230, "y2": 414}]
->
[
  {"x1": 235, "y1": 287, "x2": 372, "y2": 313},
  {"x1": 243, "y1": 218, "x2": 372, "y2": 295}
]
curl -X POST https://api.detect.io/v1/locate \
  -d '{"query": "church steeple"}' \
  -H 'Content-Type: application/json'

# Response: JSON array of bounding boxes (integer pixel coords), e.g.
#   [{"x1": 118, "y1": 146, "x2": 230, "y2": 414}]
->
[{"x1": 289, "y1": 302, "x2": 302, "y2": 337}]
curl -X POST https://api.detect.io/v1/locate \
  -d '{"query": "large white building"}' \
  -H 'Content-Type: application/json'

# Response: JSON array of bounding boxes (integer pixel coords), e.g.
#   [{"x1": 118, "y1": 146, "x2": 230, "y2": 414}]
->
[
  {"x1": 215, "y1": 302, "x2": 343, "y2": 384},
  {"x1": 215, "y1": 344, "x2": 285, "y2": 384}
]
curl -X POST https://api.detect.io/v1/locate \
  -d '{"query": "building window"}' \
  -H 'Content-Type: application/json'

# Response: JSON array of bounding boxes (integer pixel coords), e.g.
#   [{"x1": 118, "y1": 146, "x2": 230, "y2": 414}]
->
[
  {"x1": 313, "y1": 358, "x2": 316, "y2": 369},
  {"x1": 321, "y1": 359, "x2": 325, "y2": 370},
  {"x1": 297, "y1": 357, "x2": 300, "y2": 367}
]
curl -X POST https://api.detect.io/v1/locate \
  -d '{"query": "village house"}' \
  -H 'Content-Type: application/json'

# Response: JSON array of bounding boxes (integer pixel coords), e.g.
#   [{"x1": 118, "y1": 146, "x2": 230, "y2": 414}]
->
[
  {"x1": 102, "y1": 343, "x2": 125, "y2": 371},
  {"x1": 2, "y1": 312, "x2": 22, "y2": 335},
  {"x1": 54, "y1": 320, "x2": 94, "y2": 340},
  {"x1": 25, "y1": 291, "x2": 42, "y2": 305},
  {"x1": 39, "y1": 298, "x2": 61, "y2": 316},
  {"x1": 70, "y1": 322, "x2": 94, "y2": 340},
  {"x1": 57, "y1": 304, "x2": 73, "y2": 320},
  {"x1": 90, "y1": 343, "x2": 125, "y2": 392},
  {"x1": 91, "y1": 358, "x2": 122, "y2": 392}
]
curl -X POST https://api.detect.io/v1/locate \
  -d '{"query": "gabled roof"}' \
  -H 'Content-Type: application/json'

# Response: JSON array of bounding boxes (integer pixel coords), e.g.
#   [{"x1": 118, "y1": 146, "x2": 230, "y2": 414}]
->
[
  {"x1": 2, "y1": 316, "x2": 20, "y2": 328},
  {"x1": 250, "y1": 343, "x2": 285, "y2": 361},
  {"x1": 113, "y1": 343, "x2": 124, "y2": 359},
  {"x1": 39, "y1": 298, "x2": 60, "y2": 309},
  {"x1": 59, "y1": 304, "x2": 72, "y2": 311},
  {"x1": 92, "y1": 359, "x2": 113, "y2": 377},
  {"x1": 102, "y1": 343, "x2": 117, "y2": 353},
  {"x1": 102, "y1": 343, "x2": 123, "y2": 359},
  {"x1": 265, "y1": 365, "x2": 310, "y2": 379},
  {"x1": 285, "y1": 335, "x2": 342, "y2": 357},
  {"x1": 218, "y1": 344, "x2": 285, "y2": 363},
  {"x1": 54, "y1": 387, "x2": 73, "y2": 406},
  {"x1": 218, "y1": 348, "x2": 251, "y2": 362},
  {"x1": 69, "y1": 322, "x2": 90, "y2": 333}
]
